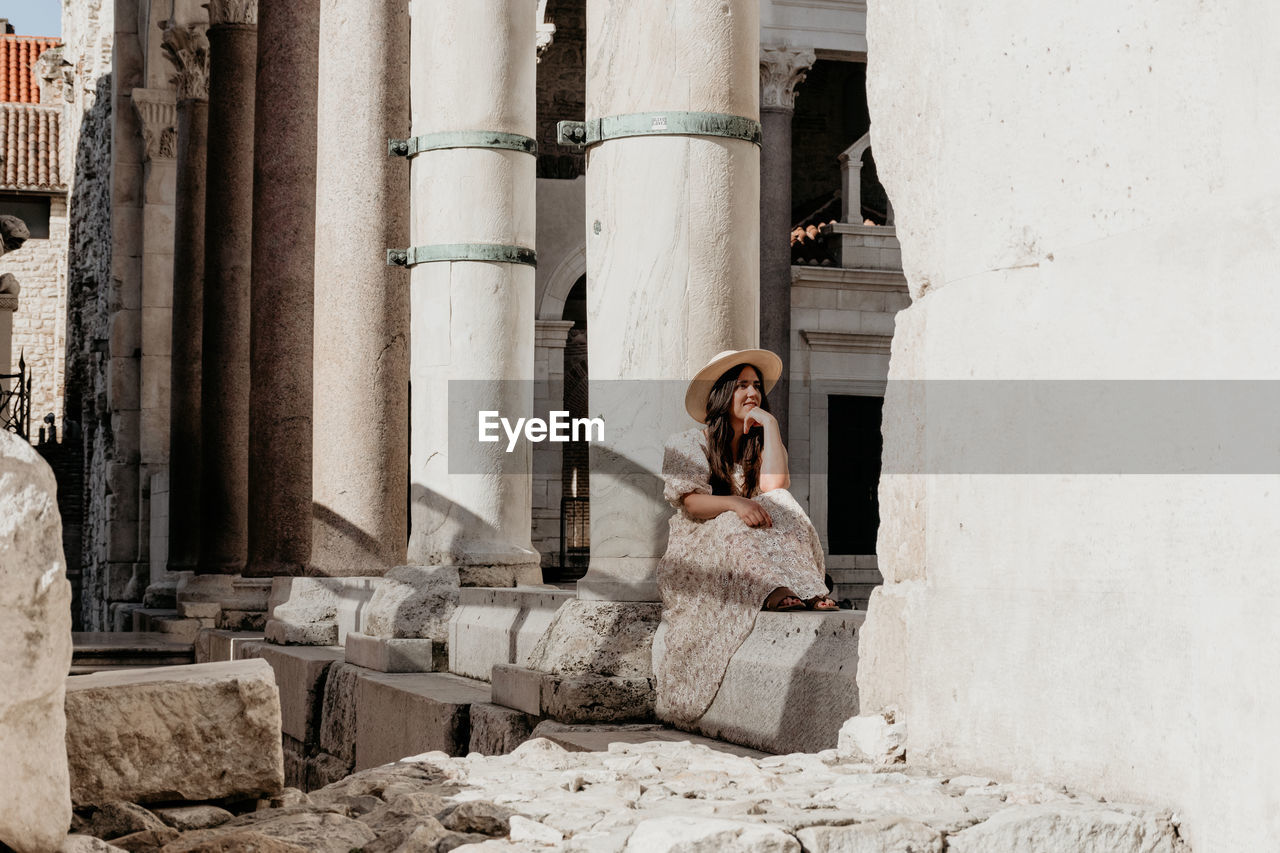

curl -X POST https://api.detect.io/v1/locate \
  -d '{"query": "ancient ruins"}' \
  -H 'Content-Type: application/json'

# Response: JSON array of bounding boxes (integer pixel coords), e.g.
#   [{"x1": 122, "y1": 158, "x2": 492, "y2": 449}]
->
[{"x1": 0, "y1": 0, "x2": 1275, "y2": 850}]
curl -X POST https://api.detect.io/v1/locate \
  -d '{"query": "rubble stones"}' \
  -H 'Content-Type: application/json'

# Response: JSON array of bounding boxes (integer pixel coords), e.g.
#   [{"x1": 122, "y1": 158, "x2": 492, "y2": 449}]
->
[
  {"x1": 150, "y1": 806, "x2": 233, "y2": 832},
  {"x1": 837, "y1": 713, "x2": 907, "y2": 766},
  {"x1": 84, "y1": 802, "x2": 168, "y2": 839},
  {"x1": 61, "y1": 736, "x2": 1186, "y2": 852},
  {"x1": 0, "y1": 432, "x2": 73, "y2": 853}
]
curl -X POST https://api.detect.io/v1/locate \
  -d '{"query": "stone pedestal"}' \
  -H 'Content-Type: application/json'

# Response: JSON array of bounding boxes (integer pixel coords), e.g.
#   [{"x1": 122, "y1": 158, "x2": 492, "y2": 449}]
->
[
  {"x1": 404, "y1": 0, "x2": 540, "y2": 586},
  {"x1": 759, "y1": 45, "x2": 814, "y2": 445},
  {"x1": 310, "y1": 0, "x2": 410, "y2": 578},
  {"x1": 198, "y1": 0, "x2": 257, "y2": 577},
  {"x1": 575, "y1": 0, "x2": 761, "y2": 603},
  {"x1": 161, "y1": 21, "x2": 209, "y2": 581},
  {"x1": 246, "y1": 0, "x2": 319, "y2": 578}
]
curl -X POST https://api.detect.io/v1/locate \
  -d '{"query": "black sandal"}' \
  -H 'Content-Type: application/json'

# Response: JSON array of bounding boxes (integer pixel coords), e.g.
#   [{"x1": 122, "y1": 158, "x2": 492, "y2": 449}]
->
[{"x1": 806, "y1": 595, "x2": 839, "y2": 611}]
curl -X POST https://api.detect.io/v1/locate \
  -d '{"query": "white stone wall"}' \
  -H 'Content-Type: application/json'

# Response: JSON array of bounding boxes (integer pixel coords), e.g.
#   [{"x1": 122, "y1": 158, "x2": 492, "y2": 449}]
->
[
  {"x1": 859, "y1": 2, "x2": 1280, "y2": 851},
  {"x1": 5, "y1": 195, "x2": 70, "y2": 427}
]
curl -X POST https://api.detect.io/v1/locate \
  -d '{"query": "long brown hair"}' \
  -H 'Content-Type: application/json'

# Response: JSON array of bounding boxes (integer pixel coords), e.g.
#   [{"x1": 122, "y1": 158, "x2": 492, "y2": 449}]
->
[{"x1": 705, "y1": 363, "x2": 772, "y2": 497}]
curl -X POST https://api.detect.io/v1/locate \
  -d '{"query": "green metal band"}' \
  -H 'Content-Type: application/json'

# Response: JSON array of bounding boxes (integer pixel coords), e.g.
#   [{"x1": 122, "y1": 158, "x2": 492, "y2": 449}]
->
[
  {"x1": 388, "y1": 131, "x2": 537, "y2": 158},
  {"x1": 556, "y1": 111, "x2": 763, "y2": 149},
  {"x1": 386, "y1": 243, "x2": 537, "y2": 268}
]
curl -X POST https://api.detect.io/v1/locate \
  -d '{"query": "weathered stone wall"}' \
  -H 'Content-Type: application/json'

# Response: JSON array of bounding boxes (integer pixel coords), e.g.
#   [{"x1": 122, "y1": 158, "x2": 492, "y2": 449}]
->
[
  {"x1": 859, "y1": 2, "x2": 1280, "y2": 851},
  {"x1": 6, "y1": 195, "x2": 69, "y2": 425},
  {"x1": 62, "y1": 0, "x2": 116, "y2": 630}
]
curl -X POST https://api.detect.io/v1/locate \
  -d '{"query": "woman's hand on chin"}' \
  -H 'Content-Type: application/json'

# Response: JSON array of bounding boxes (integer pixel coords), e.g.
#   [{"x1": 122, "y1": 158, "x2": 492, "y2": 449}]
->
[
  {"x1": 731, "y1": 496, "x2": 772, "y2": 528},
  {"x1": 743, "y1": 407, "x2": 777, "y2": 433}
]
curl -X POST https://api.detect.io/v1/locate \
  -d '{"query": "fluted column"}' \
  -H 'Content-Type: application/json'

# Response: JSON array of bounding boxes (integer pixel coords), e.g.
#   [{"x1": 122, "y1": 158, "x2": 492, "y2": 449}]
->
[
  {"x1": 310, "y1": 0, "x2": 410, "y2": 577},
  {"x1": 198, "y1": 0, "x2": 256, "y2": 576},
  {"x1": 759, "y1": 45, "x2": 814, "y2": 445},
  {"x1": 404, "y1": 0, "x2": 540, "y2": 586},
  {"x1": 162, "y1": 21, "x2": 210, "y2": 578},
  {"x1": 245, "y1": 0, "x2": 319, "y2": 577}
]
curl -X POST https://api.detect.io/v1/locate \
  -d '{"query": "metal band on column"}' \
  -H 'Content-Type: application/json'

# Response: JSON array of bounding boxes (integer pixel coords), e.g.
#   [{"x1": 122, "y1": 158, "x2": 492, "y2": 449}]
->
[
  {"x1": 387, "y1": 243, "x2": 537, "y2": 268},
  {"x1": 557, "y1": 111, "x2": 763, "y2": 149}
]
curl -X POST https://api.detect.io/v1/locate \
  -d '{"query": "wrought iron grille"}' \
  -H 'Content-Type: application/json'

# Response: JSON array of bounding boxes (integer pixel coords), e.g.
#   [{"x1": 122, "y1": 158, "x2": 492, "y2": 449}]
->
[
  {"x1": 558, "y1": 495, "x2": 590, "y2": 581},
  {"x1": 0, "y1": 353, "x2": 31, "y2": 440}
]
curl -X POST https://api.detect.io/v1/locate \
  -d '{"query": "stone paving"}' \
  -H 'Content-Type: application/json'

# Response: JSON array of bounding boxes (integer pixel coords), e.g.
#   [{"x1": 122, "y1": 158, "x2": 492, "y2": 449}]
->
[{"x1": 63, "y1": 735, "x2": 1188, "y2": 852}]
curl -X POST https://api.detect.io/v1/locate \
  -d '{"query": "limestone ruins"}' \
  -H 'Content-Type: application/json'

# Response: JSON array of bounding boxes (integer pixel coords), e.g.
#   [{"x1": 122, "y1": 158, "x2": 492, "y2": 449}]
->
[{"x1": 0, "y1": 0, "x2": 1276, "y2": 850}]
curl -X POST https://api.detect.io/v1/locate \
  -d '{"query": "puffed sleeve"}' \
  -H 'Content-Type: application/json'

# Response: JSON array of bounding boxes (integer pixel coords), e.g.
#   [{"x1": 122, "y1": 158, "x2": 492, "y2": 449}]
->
[{"x1": 662, "y1": 429, "x2": 713, "y2": 509}]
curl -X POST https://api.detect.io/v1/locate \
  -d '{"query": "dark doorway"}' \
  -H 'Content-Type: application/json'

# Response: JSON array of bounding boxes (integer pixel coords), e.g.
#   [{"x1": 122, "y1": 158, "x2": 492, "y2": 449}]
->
[
  {"x1": 554, "y1": 274, "x2": 590, "y2": 581},
  {"x1": 827, "y1": 394, "x2": 882, "y2": 555}
]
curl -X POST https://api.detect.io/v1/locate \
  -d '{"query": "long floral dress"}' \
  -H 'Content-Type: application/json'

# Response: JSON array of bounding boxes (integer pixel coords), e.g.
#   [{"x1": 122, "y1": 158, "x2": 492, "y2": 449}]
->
[{"x1": 654, "y1": 426, "x2": 829, "y2": 725}]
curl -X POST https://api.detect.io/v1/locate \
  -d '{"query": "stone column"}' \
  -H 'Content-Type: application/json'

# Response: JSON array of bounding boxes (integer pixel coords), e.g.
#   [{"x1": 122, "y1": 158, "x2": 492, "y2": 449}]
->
[
  {"x1": 404, "y1": 0, "x2": 540, "y2": 587},
  {"x1": 245, "y1": 0, "x2": 319, "y2": 578},
  {"x1": 310, "y1": 0, "x2": 410, "y2": 577},
  {"x1": 161, "y1": 22, "x2": 210, "y2": 580},
  {"x1": 575, "y1": 0, "x2": 761, "y2": 602},
  {"x1": 198, "y1": 0, "x2": 256, "y2": 577},
  {"x1": 759, "y1": 45, "x2": 814, "y2": 446},
  {"x1": 129, "y1": 86, "x2": 178, "y2": 600}
]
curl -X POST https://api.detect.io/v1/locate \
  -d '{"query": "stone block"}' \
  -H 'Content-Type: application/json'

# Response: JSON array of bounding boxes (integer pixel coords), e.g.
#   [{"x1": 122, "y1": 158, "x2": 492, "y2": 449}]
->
[
  {"x1": 625, "y1": 816, "x2": 799, "y2": 852},
  {"x1": 65, "y1": 659, "x2": 284, "y2": 806},
  {"x1": 354, "y1": 671, "x2": 490, "y2": 770},
  {"x1": 362, "y1": 565, "x2": 459, "y2": 640},
  {"x1": 947, "y1": 804, "x2": 1184, "y2": 853},
  {"x1": 678, "y1": 610, "x2": 864, "y2": 755},
  {"x1": 490, "y1": 664, "x2": 543, "y2": 716},
  {"x1": 194, "y1": 629, "x2": 263, "y2": 664},
  {"x1": 267, "y1": 576, "x2": 383, "y2": 646},
  {"x1": 235, "y1": 642, "x2": 343, "y2": 742},
  {"x1": 837, "y1": 712, "x2": 907, "y2": 765},
  {"x1": 540, "y1": 673, "x2": 654, "y2": 724},
  {"x1": 797, "y1": 818, "x2": 942, "y2": 853},
  {"x1": 318, "y1": 663, "x2": 361, "y2": 763},
  {"x1": 468, "y1": 702, "x2": 539, "y2": 755},
  {"x1": 0, "y1": 433, "x2": 73, "y2": 853},
  {"x1": 344, "y1": 632, "x2": 445, "y2": 673},
  {"x1": 448, "y1": 586, "x2": 573, "y2": 680},
  {"x1": 179, "y1": 600, "x2": 221, "y2": 619},
  {"x1": 526, "y1": 599, "x2": 661, "y2": 679}
]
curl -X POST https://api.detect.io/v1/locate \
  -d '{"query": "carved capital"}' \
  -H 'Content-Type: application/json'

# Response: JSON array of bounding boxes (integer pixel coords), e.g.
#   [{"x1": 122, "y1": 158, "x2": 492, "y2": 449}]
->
[
  {"x1": 205, "y1": 0, "x2": 258, "y2": 26},
  {"x1": 760, "y1": 45, "x2": 816, "y2": 110},
  {"x1": 132, "y1": 88, "x2": 179, "y2": 161},
  {"x1": 161, "y1": 21, "x2": 211, "y2": 101},
  {"x1": 536, "y1": 0, "x2": 556, "y2": 62}
]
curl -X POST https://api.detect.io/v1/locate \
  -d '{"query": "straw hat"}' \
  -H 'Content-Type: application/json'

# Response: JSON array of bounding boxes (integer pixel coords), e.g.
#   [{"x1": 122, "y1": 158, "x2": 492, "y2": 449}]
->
[{"x1": 683, "y1": 348, "x2": 783, "y2": 424}]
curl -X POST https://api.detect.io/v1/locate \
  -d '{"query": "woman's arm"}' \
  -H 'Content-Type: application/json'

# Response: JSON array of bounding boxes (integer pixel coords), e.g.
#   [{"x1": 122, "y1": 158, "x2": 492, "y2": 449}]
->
[
  {"x1": 745, "y1": 409, "x2": 791, "y2": 491},
  {"x1": 682, "y1": 493, "x2": 773, "y2": 527}
]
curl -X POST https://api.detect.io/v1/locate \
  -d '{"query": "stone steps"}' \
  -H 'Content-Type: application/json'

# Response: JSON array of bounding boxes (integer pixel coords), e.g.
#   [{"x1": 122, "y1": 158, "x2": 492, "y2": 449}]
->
[{"x1": 71, "y1": 631, "x2": 195, "y2": 674}]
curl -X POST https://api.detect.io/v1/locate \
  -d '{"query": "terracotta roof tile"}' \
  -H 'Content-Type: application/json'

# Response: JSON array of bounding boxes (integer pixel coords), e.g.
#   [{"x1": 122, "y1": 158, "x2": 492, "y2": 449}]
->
[
  {"x1": 0, "y1": 103, "x2": 63, "y2": 191},
  {"x1": 0, "y1": 35, "x2": 60, "y2": 104}
]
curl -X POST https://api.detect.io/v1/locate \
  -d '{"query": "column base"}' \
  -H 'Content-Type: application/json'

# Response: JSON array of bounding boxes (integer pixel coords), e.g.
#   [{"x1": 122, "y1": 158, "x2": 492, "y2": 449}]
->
[
  {"x1": 487, "y1": 598, "x2": 662, "y2": 723},
  {"x1": 343, "y1": 632, "x2": 446, "y2": 672},
  {"x1": 265, "y1": 576, "x2": 384, "y2": 646},
  {"x1": 574, "y1": 557, "x2": 660, "y2": 602}
]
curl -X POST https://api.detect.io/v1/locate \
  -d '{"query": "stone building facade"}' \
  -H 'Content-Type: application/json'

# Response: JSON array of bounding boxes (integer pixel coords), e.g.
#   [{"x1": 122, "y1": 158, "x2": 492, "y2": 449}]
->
[{"x1": 0, "y1": 32, "x2": 70, "y2": 429}]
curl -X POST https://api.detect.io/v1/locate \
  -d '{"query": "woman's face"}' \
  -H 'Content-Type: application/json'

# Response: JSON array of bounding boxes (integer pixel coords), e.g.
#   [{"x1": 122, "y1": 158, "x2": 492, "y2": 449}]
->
[{"x1": 730, "y1": 365, "x2": 763, "y2": 425}]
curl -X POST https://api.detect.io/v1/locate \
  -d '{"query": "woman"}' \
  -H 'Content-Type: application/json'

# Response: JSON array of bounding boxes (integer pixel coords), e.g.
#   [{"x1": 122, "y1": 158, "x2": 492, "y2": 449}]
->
[{"x1": 655, "y1": 349, "x2": 837, "y2": 725}]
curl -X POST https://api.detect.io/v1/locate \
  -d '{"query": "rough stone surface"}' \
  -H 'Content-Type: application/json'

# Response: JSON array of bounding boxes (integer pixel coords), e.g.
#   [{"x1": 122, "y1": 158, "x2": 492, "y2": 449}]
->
[
  {"x1": 59, "y1": 837, "x2": 127, "y2": 853},
  {"x1": 0, "y1": 432, "x2": 73, "y2": 853},
  {"x1": 354, "y1": 671, "x2": 490, "y2": 770},
  {"x1": 947, "y1": 804, "x2": 1184, "y2": 853},
  {"x1": 363, "y1": 565, "x2": 459, "y2": 640},
  {"x1": 266, "y1": 576, "x2": 382, "y2": 645},
  {"x1": 527, "y1": 599, "x2": 661, "y2": 678},
  {"x1": 860, "y1": 2, "x2": 1280, "y2": 851},
  {"x1": 469, "y1": 702, "x2": 540, "y2": 755},
  {"x1": 448, "y1": 585, "x2": 572, "y2": 681},
  {"x1": 150, "y1": 805, "x2": 233, "y2": 832},
  {"x1": 683, "y1": 610, "x2": 863, "y2": 755},
  {"x1": 837, "y1": 713, "x2": 906, "y2": 766},
  {"x1": 83, "y1": 802, "x2": 166, "y2": 839},
  {"x1": 625, "y1": 815, "x2": 798, "y2": 852},
  {"x1": 318, "y1": 662, "x2": 362, "y2": 763},
  {"x1": 54, "y1": 736, "x2": 1184, "y2": 852},
  {"x1": 65, "y1": 659, "x2": 285, "y2": 806},
  {"x1": 235, "y1": 641, "x2": 342, "y2": 741},
  {"x1": 797, "y1": 818, "x2": 943, "y2": 853}
]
